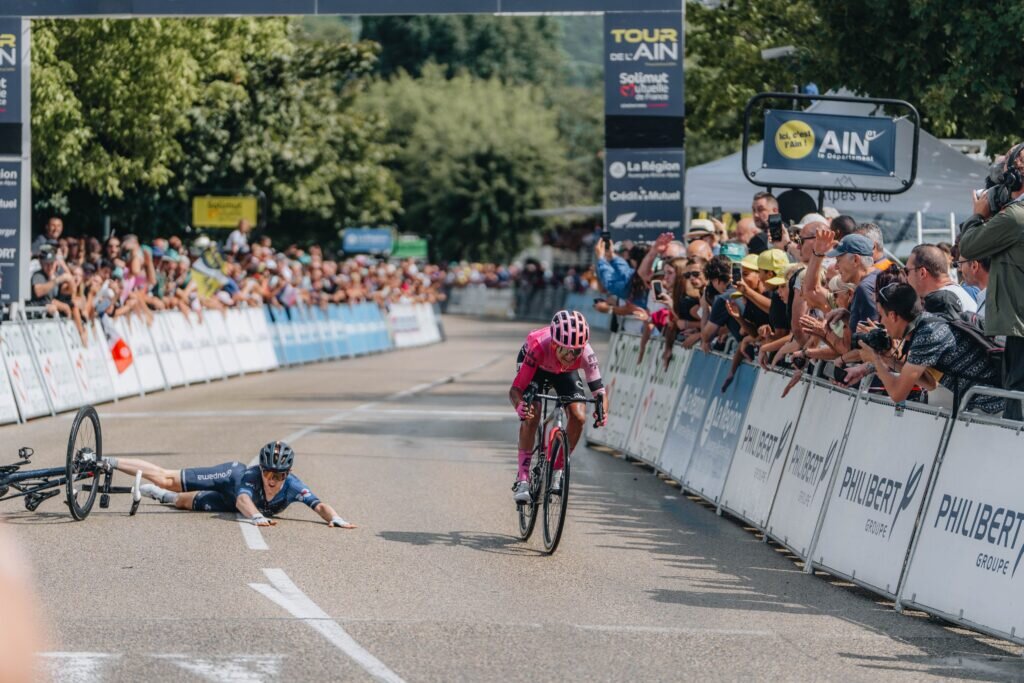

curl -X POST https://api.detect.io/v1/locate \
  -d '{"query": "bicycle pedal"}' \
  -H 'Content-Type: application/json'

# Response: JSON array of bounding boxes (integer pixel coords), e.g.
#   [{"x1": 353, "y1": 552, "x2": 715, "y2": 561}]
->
[{"x1": 99, "y1": 494, "x2": 110, "y2": 509}]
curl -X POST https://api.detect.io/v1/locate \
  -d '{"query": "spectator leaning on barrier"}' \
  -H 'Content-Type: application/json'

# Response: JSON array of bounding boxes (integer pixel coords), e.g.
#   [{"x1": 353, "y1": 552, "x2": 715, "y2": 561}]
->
[
  {"x1": 700, "y1": 255, "x2": 739, "y2": 352},
  {"x1": 829, "y1": 233, "x2": 879, "y2": 336},
  {"x1": 906, "y1": 244, "x2": 977, "y2": 317},
  {"x1": 959, "y1": 143, "x2": 1024, "y2": 419},
  {"x1": 856, "y1": 281, "x2": 1004, "y2": 414}
]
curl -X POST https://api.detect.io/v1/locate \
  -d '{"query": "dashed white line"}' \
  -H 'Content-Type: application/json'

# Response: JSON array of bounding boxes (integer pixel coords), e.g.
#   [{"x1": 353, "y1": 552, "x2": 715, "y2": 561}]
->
[
  {"x1": 237, "y1": 515, "x2": 269, "y2": 551},
  {"x1": 238, "y1": 355, "x2": 504, "y2": 551},
  {"x1": 250, "y1": 568, "x2": 406, "y2": 683}
]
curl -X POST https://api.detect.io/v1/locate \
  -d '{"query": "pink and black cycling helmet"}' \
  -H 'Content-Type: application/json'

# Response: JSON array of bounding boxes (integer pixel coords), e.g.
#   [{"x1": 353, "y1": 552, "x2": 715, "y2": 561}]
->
[{"x1": 550, "y1": 310, "x2": 590, "y2": 349}]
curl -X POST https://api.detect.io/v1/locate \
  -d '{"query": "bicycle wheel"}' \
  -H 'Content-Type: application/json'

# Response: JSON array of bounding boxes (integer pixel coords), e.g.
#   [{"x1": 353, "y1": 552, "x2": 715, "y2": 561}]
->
[
  {"x1": 66, "y1": 405, "x2": 102, "y2": 521},
  {"x1": 516, "y1": 428, "x2": 544, "y2": 541},
  {"x1": 542, "y1": 428, "x2": 571, "y2": 553}
]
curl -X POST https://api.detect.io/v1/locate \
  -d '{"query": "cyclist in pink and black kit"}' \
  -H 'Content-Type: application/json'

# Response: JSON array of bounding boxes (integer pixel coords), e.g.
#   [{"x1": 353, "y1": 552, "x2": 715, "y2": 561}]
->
[{"x1": 509, "y1": 310, "x2": 609, "y2": 503}]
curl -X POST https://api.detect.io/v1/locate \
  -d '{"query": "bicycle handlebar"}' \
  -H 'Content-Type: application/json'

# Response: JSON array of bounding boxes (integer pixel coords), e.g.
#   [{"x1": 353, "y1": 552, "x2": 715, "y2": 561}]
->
[{"x1": 523, "y1": 389, "x2": 605, "y2": 428}]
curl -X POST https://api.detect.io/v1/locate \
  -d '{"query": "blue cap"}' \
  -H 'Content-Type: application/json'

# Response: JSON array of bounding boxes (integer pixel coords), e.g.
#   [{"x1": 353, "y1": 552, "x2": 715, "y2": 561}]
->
[{"x1": 827, "y1": 234, "x2": 873, "y2": 258}]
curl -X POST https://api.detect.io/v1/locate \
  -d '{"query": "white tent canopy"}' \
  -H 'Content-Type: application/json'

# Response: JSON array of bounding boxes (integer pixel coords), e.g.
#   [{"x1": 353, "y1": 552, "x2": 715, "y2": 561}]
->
[{"x1": 685, "y1": 97, "x2": 990, "y2": 218}]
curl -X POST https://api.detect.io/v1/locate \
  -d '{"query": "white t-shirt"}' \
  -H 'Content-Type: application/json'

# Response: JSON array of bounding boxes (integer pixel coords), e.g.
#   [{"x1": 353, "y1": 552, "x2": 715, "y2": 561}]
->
[{"x1": 940, "y1": 283, "x2": 978, "y2": 313}]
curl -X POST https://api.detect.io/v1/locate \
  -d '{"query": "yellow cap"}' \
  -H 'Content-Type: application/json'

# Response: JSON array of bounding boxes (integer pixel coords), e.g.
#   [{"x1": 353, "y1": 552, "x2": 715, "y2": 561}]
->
[
  {"x1": 757, "y1": 249, "x2": 789, "y2": 274},
  {"x1": 740, "y1": 253, "x2": 760, "y2": 271}
]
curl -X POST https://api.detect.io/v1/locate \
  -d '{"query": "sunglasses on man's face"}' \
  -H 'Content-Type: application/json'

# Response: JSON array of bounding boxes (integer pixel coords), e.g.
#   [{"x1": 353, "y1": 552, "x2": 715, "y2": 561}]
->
[
  {"x1": 952, "y1": 259, "x2": 971, "y2": 270},
  {"x1": 557, "y1": 345, "x2": 583, "y2": 358},
  {"x1": 683, "y1": 271, "x2": 702, "y2": 279},
  {"x1": 262, "y1": 470, "x2": 289, "y2": 482}
]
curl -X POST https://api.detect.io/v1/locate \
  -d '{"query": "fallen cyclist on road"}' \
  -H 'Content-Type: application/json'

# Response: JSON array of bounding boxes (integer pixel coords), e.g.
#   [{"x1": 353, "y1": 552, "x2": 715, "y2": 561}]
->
[
  {"x1": 105, "y1": 441, "x2": 356, "y2": 528},
  {"x1": 509, "y1": 309, "x2": 609, "y2": 503}
]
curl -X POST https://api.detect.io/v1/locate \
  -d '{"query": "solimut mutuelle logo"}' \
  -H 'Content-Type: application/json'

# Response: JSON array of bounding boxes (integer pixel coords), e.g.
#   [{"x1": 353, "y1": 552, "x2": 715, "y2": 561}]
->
[{"x1": 933, "y1": 491, "x2": 1024, "y2": 578}]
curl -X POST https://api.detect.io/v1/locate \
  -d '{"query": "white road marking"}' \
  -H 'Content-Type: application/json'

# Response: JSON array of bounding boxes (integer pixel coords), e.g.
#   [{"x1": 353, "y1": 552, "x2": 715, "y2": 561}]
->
[
  {"x1": 574, "y1": 624, "x2": 773, "y2": 636},
  {"x1": 38, "y1": 652, "x2": 119, "y2": 683},
  {"x1": 250, "y1": 568, "x2": 406, "y2": 683},
  {"x1": 153, "y1": 654, "x2": 282, "y2": 682},
  {"x1": 237, "y1": 355, "x2": 504, "y2": 551},
  {"x1": 237, "y1": 515, "x2": 269, "y2": 550},
  {"x1": 104, "y1": 408, "x2": 507, "y2": 420}
]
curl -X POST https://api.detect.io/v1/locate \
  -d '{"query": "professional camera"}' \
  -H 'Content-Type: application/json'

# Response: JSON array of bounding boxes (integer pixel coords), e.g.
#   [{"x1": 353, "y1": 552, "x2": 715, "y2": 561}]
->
[{"x1": 851, "y1": 327, "x2": 891, "y2": 352}]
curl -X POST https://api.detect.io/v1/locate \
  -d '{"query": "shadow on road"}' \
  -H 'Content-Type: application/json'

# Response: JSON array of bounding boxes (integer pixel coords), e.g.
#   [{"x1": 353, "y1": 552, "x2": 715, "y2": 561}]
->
[
  {"x1": 378, "y1": 530, "x2": 544, "y2": 557},
  {"x1": 566, "y1": 453, "x2": 1023, "y2": 682}
]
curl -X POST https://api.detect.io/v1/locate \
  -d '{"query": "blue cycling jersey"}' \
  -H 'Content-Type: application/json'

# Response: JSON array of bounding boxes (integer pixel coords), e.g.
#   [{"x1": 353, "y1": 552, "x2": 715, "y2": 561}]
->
[{"x1": 181, "y1": 462, "x2": 321, "y2": 516}]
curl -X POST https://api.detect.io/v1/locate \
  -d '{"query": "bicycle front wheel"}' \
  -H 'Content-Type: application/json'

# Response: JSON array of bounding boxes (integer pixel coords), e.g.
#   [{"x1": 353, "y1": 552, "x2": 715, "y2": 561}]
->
[
  {"x1": 542, "y1": 428, "x2": 570, "y2": 553},
  {"x1": 66, "y1": 405, "x2": 102, "y2": 521},
  {"x1": 517, "y1": 440, "x2": 543, "y2": 541}
]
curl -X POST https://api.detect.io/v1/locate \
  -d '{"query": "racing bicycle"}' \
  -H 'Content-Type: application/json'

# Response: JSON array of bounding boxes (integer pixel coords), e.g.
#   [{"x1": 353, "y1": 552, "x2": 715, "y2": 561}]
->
[
  {"x1": 0, "y1": 405, "x2": 141, "y2": 520},
  {"x1": 516, "y1": 386, "x2": 604, "y2": 553}
]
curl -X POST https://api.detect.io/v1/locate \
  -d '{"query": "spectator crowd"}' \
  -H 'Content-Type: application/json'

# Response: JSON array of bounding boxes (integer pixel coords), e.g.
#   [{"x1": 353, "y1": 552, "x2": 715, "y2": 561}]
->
[
  {"x1": 592, "y1": 153, "x2": 1024, "y2": 420},
  {"x1": 24, "y1": 217, "x2": 449, "y2": 345}
]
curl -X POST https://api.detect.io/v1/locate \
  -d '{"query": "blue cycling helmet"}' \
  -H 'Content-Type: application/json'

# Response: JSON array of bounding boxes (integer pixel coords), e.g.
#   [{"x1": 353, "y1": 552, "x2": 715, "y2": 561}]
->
[{"x1": 259, "y1": 441, "x2": 295, "y2": 472}]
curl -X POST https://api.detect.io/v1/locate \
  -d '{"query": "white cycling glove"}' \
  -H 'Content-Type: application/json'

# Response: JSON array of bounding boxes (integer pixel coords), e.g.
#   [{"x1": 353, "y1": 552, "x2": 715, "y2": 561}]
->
[
  {"x1": 329, "y1": 516, "x2": 350, "y2": 527},
  {"x1": 250, "y1": 513, "x2": 270, "y2": 526}
]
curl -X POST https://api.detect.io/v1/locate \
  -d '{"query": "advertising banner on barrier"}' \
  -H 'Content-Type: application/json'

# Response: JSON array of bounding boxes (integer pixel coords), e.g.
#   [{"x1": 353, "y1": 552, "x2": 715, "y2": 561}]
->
[
  {"x1": 765, "y1": 381, "x2": 856, "y2": 558},
  {"x1": 107, "y1": 318, "x2": 143, "y2": 398},
  {"x1": 657, "y1": 350, "x2": 722, "y2": 480},
  {"x1": 165, "y1": 312, "x2": 207, "y2": 384},
  {"x1": 682, "y1": 360, "x2": 758, "y2": 504},
  {"x1": 389, "y1": 302, "x2": 442, "y2": 348},
  {"x1": 149, "y1": 314, "x2": 187, "y2": 386},
  {"x1": 26, "y1": 321, "x2": 83, "y2": 413},
  {"x1": 190, "y1": 313, "x2": 225, "y2": 380},
  {"x1": 811, "y1": 400, "x2": 946, "y2": 598},
  {"x1": 602, "y1": 334, "x2": 645, "y2": 451},
  {"x1": 207, "y1": 311, "x2": 241, "y2": 376},
  {"x1": 61, "y1": 320, "x2": 115, "y2": 406},
  {"x1": 122, "y1": 316, "x2": 167, "y2": 394},
  {"x1": 719, "y1": 370, "x2": 806, "y2": 530},
  {"x1": 624, "y1": 346, "x2": 689, "y2": 463},
  {"x1": 227, "y1": 308, "x2": 260, "y2": 373},
  {"x1": 0, "y1": 342, "x2": 19, "y2": 424},
  {"x1": 584, "y1": 332, "x2": 625, "y2": 449},
  {"x1": 900, "y1": 419, "x2": 1024, "y2": 643},
  {"x1": 245, "y1": 306, "x2": 279, "y2": 370},
  {"x1": 1, "y1": 324, "x2": 50, "y2": 419}
]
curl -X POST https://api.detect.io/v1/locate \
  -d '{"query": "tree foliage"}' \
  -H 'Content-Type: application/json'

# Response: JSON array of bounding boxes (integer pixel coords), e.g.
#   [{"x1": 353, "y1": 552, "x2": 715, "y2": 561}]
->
[
  {"x1": 363, "y1": 66, "x2": 566, "y2": 261},
  {"x1": 684, "y1": 0, "x2": 820, "y2": 166},
  {"x1": 32, "y1": 18, "x2": 400, "y2": 244},
  {"x1": 360, "y1": 15, "x2": 563, "y2": 86},
  {"x1": 809, "y1": 0, "x2": 1024, "y2": 152}
]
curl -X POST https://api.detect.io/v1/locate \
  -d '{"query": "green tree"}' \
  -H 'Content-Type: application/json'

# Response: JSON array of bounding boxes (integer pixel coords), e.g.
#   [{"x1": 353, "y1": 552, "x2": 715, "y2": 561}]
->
[
  {"x1": 360, "y1": 15, "x2": 563, "y2": 86},
  {"x1": 363, "y1": 66, "x2": 567, "y2": 261},
  {"x1": 32, "y1": 18, "x2": 400, "y2": 244},
  {"x1": 684, "y1": 0, "x2": 820, "y2": 166},
  {"x1": 32, "y1": 18, "x2": 202, "y2": 212},
  {"x1": 808, "y1": 0, "x2": 1024, "y2": 152}
]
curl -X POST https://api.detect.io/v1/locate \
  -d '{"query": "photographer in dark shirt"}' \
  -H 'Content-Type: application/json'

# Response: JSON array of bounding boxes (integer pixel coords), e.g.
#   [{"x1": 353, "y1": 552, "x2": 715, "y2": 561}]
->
[{"x1": 854, "y1": 281, "x2": 1002, "y2": 414}]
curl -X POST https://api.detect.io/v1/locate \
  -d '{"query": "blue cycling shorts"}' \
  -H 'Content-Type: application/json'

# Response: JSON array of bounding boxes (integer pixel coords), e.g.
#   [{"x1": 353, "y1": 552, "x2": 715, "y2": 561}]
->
[{"x1": 181, "y1": 462, "x2": 245, "y2": 513}]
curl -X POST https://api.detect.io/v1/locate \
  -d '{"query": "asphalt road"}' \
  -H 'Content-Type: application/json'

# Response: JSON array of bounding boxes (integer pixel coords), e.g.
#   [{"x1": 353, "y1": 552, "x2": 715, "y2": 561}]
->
[{"x1": 3, "y1": 316, "x2": 1023, "y2": 682}]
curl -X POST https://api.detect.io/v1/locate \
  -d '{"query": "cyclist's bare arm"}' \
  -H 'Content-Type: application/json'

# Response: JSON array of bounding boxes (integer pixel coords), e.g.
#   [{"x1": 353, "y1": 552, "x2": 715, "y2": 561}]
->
[
  {"x1": 236, "y1": 493, "x2": 275, "y2": 526},
  {"x1": 315, "y1": 502, "x2": 357, "y2": 528}
]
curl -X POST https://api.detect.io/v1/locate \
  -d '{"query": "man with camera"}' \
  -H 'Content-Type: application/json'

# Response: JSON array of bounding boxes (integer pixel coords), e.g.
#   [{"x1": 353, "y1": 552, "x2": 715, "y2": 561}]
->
[
  {"x1": 747, "y1": 192, "x2": 789, "y2": 255},
  {"x1": 959, "y1": 143, "x2": 1024, "y2": 418},
  {"x1": 855, "y1": 282, "x2": 1003, "y2": 414}
]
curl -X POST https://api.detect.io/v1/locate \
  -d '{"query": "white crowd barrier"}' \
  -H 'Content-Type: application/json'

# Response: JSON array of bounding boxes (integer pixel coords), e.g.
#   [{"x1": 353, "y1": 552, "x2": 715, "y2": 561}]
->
[
  {"x1": 446, "y1": 286, "x2": 514, "y2": 318},
  {"x1": 446, "y1": 285, "x2": 612, "y2": 330},
  {"x1": 0, "y1": 301, "x2": 443, "y2": 426},
  {"x1": 586, "y1": 331, "x2": 1024, "y2": 647}
]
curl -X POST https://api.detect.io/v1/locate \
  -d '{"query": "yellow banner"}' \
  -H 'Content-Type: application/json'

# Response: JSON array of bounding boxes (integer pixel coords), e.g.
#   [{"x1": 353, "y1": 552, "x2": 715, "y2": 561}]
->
[{"x1": 191, "y1": 196, "x2": 258, "y2": 229}]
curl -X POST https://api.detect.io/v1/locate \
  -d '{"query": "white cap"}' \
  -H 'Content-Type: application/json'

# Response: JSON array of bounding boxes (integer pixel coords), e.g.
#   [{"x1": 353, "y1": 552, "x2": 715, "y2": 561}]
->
[
  {"x1": 794, "y1": 212, "x2": 829, "y2": 230},
  {"x1": 822, "y1": 206, "x2": 840, "y2": 219}
]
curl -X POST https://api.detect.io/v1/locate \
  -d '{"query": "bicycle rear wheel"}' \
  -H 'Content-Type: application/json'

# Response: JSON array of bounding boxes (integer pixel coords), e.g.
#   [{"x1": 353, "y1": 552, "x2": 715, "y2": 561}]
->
[
  {"x1": 542, "y1": 428, "x2": 571, "y2": 553},
  {"x1": 66, "y1": 405, "x2": 102, "y2": 521}
]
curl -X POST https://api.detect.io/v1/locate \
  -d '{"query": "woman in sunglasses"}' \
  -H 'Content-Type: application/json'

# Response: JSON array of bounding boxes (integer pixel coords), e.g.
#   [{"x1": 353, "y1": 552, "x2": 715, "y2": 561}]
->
[
  {"x1": 509, "y1": 310, "x2": 609, "y2": 503},
  {"x1": 100, "y1": 441, "x2": 356, "y2": 528}
]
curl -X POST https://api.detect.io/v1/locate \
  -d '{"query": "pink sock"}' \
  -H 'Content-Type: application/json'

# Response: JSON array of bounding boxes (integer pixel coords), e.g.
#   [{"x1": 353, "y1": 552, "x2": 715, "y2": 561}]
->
[{"x1": 517, "y1": 449, "x2": 532, "y2": 481}]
